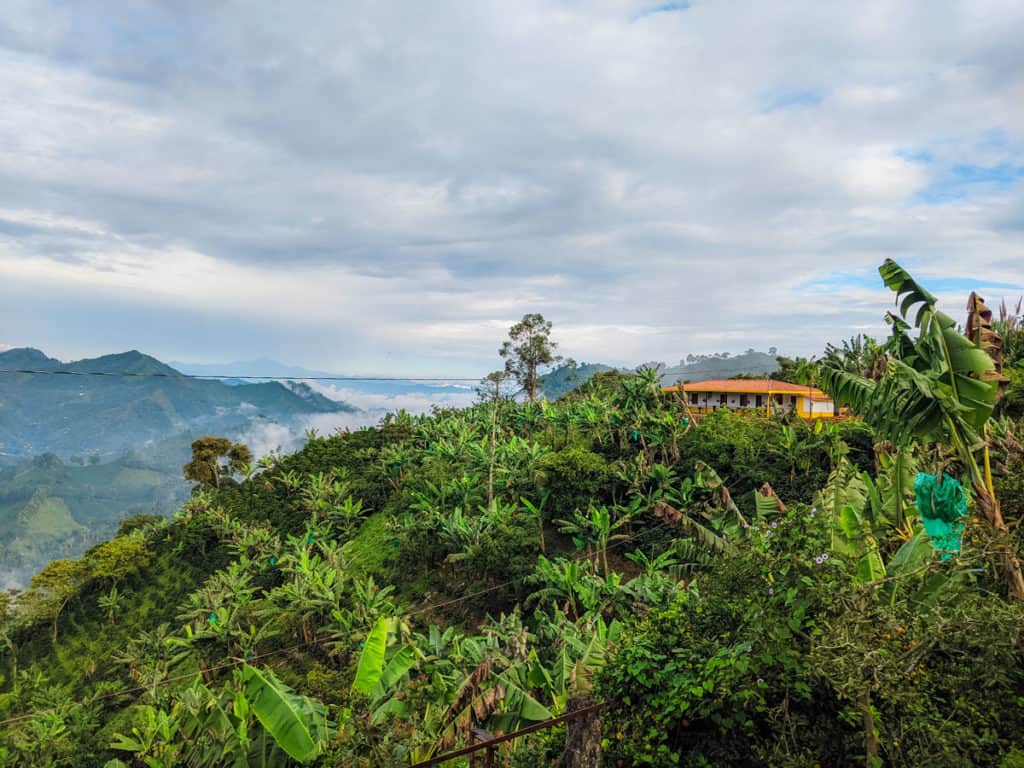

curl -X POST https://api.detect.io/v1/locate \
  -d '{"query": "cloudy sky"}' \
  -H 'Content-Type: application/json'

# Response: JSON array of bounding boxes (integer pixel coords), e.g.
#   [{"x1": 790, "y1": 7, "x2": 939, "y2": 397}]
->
[{"x1": 2, "y1": 0, "x2": 1023, "y2": 375}]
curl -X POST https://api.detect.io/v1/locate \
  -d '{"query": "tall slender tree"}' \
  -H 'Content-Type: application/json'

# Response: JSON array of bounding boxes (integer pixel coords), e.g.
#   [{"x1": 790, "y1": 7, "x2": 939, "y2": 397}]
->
[{"x1": 499, "y1": 313, "x2": 564, "y2": 405}]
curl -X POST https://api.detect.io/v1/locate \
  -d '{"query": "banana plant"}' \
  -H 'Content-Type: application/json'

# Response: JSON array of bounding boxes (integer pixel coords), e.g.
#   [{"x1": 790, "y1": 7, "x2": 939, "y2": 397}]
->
[
  {"x1": 816, "y1": 458, "x2": 934, "y2": 586},
  {"x1": 625, "y1": 547, "x2": 680, "y2": 578},
  {"x1": 98, "y1": 585, "x2": 125, "y2": 625},
  {"x1": 651, "y1": 461, "x2": 748, "y2": 555},
  {"x1": 554, "y1": 504, "x2": 632, "y2": 576},
  {"x1": 820, "y1": 259, "x2": 1024, "y2": 599},
  {"x1": 109, "y1": 705, "x2": 182, "y2": 768},
  {"x1": 864, "y1": 446, "x2": 917, "y2": 534},
  {"x1": 238, "y1": 664, "x2": 331, "y2": 762},
  {"x1": 519, "y1": 494, "x2": 549, "y2": 555},
  {"x1": 523, "y1": 614, "x2": 624, "y2": 714},
  {"x1": 527, "y1": 556, "x2": 590, "y2": 619},
  {"x1": 151, "y1": 665, "x2": 332, "y2": 766}
]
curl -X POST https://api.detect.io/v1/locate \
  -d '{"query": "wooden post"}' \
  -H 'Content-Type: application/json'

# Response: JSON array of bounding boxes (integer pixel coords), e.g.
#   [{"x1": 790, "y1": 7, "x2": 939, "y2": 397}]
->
[
  {"x1": 471, "y1": 728, "x2": 495, "y2": 768},
  {"x1": 565, "y1": 696, "x2": 602, "y2": 768}
]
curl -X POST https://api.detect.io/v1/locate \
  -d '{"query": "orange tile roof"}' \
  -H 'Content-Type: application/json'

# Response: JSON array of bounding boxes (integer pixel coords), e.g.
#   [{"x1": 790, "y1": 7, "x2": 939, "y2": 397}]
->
[{"x1": 662, "y1": 379, "x2": 831, "y2": 398}]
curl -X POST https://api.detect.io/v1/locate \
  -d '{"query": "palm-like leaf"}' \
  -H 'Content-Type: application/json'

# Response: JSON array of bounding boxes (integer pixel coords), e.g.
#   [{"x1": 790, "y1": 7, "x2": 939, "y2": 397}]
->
[
  {"x1": 352, "y1": 616, "x2": 389, "y2": 695},
  {"x1": 880, "y1": 260, "x2": 999, "y2": 429},
  {"x1": 238, "y1": 664, "x2": 330, "y2": 763},
  {"x1": 822, "y1": 259, "x2": 1000, "y2": 476}
]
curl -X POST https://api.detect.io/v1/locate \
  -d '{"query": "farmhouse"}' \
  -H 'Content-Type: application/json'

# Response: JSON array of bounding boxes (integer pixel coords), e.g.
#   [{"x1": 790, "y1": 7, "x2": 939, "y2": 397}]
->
[{"x1": 663, "y1": 379, "x2": 838, "y2": 419}]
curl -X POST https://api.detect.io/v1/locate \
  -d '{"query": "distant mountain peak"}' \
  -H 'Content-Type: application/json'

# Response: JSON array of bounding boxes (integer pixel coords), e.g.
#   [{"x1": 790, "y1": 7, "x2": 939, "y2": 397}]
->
[
  {"x1": 67, "y1": 350, "x2": 182, "y2": 376},
  {"x1": 0, "y1": 347, "x2": 60, "y2": 369}
]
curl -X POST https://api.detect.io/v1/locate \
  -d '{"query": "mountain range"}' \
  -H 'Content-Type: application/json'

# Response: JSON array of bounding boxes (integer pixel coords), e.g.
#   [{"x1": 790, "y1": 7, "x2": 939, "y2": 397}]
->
[
  {"x1": 0, "y1": 348, "x2": 358, "y2": 585},
  {"x1": 0, "y1": 348, "x2": 354, "y2": 462},
  {"x1": 0, "y1": 345, "x2": 783, "y2": 585}
]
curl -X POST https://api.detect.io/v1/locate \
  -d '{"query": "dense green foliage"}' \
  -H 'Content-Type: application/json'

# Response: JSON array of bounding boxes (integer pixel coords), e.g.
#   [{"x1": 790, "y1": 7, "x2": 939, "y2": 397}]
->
[
  {"x1": 0, "y1": 348, "x2": 358, "y2": 585},
  {"x1": 2, "y1": 273, "x2": 1023, "y2": 767}
]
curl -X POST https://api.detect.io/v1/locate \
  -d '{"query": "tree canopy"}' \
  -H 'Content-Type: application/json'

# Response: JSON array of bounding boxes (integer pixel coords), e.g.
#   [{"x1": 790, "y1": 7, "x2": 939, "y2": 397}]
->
[{"x1": 499, "y1": 313, "x2": 564, "y2": 404}]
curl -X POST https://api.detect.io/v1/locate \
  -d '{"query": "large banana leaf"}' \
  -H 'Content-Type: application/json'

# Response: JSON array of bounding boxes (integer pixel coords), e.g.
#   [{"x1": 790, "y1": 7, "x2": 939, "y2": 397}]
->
[
  {"x1": 862, "y1": 449, "x2": 916, "y2": 530},
  {"x1": 880, "y1": 260, "x2": 999, "y2": 428},
  {"x1": 238, "y1": 664, "x2": 330, "y2": 763},
  {"x1": 373, "y1": 644, "x2": 418, "y2": 701},
  {"x1": 886, "y1": 530, "x2": 934, "y2": 576},
  {"x1": 822, "y1": 261, "x2": 1000, "y2": 482},
  {"x1": 352, "y1": 616, "x2": 389, "y2": 695},
  {"x1": 754, "y1": 482, "x2": 786, "y2": 518},
  {"x1": 816, "y1": 461, "x2": 871, "y2": 556},
  {"x1": 368, "y1": 642, "x2": 420, "y2": 724},
  {"x1": 855, "y1": 550, "x2": 886, "y2": 583},
  {"x1": 486, "y1": 668, "x2": 554, "y2": 734}
]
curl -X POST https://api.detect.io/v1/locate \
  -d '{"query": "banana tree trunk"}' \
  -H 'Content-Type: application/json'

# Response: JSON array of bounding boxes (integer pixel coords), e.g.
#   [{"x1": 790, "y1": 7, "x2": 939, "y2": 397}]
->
[
  {"x1": 975, "y1": 484, "x2": 1024, "y2": 602},
  {"x1": 862, "y1": 690, "x2": 880, "y2": 768},
  {"x1": 565, "y1": 697, "x2": 602, "y2": 768}
]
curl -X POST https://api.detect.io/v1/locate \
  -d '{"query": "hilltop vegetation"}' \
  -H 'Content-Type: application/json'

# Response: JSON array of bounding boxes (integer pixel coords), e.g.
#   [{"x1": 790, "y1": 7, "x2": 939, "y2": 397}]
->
[
  {"x1": 0, "y1": 267, "x2": 1023, "y2": 767},
  {"x1": 0, "y1": 350, "x2": 359, "y2": 586},
  {"x1": 538, "y1": 349, "x2": 784, "y2": 401},
  {"x1": 658, "y1": 349, "x2": 781, "y2": 385}
]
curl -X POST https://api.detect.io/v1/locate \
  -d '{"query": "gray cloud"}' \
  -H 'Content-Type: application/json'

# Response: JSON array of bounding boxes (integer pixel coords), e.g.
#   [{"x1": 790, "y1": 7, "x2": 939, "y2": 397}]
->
[{"x1": 1, "y1": 0, "x2": 1023, "y2": 371}]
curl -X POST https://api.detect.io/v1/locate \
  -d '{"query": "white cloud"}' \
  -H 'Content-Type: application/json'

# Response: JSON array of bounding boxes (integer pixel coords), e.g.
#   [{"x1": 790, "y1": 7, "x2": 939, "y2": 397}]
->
[
  {"x1": 1, "y1": 1, "x2": 1023, "y2": 369},
  {"x1": 310, "y1": 383, "x2": 476, "y2": 413}
]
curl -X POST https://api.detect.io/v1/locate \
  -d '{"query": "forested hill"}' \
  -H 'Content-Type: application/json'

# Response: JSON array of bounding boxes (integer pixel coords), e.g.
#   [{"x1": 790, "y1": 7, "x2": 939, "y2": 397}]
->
[
  {"x1": 3, "y1": 271, "x2": 1024, "y2": 766},
  {"x1": 539, "y1": 350, "x2": 781, "y2": 400},
  {"x1": 2, "y1": 357, "x2": 1023, "y2": 765},
  {"x1": 658, "y1": 349, "x2": 780, "y2": 385},
  {"x1": 539, "y1": 362, "x2": 618, "y2": 399},
  {"x1": 0, "y1": 348, "x2": 354, "y2": 462}
]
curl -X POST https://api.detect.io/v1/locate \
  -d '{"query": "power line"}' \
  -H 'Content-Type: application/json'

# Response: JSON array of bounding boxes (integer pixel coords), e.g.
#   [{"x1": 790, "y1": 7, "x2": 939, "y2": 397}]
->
[
  {"x1": 0, "y1": 518, "x2": 678, "y2": 728},
  {"x1": 0, "y1": 360, "x2": 787, "y2": 383},
  {"x1": 0, "y1": 369, "x2": 483, "y2": 382}
]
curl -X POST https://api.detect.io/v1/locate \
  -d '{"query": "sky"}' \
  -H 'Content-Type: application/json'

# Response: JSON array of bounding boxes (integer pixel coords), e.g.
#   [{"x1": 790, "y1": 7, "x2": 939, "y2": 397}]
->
[{"x1": 1, "y1": 0, "x2": 1023, "y2": 376}]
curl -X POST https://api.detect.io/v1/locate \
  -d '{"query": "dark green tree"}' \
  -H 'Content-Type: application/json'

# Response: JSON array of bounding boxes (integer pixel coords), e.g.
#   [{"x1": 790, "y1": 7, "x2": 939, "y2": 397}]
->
[{"x1": 183, "y1": 437, "x2": 252, "y2": 491}]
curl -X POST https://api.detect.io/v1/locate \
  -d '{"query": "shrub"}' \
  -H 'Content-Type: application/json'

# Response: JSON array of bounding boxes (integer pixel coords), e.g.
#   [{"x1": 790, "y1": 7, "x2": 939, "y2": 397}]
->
[
  {"x1": 538, "y1": 448, "x2": 610, "y2": 519},
  {"x1": 599, "y1": 502, "x2": 1024, "y2": 767}
]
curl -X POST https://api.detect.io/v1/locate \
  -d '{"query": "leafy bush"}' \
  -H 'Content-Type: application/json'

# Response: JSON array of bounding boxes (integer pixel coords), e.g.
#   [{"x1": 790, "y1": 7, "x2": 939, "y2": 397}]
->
[
  {"x1": 538, "y1": 448, "x2": 611, "y2": 519},
  {"x1": 599, "y1": 502, "x2": 1024, "y2": 767}
]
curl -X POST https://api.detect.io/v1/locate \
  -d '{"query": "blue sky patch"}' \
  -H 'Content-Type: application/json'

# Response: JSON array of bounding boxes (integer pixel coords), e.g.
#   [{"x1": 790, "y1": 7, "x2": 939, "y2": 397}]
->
[
  {"x1": 917, "y1": 163, "x2": 1024, "y2": 203},
  {"x1": 761, "y1": 88, "x2": 823, "y2": 112},
  {"x1": 896, "y1": 149, "x2": 934, "y2": 164},
  {"x1": 798, "y1": 271, "x2": 1023, "y2": 295},
  {"x1": 634, "y1": 2, "x2": 690, "y2": 20}
]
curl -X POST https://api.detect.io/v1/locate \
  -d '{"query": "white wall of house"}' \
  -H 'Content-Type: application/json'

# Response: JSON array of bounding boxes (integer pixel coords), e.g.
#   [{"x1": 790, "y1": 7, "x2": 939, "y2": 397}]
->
[
  {"x1": 799, "y1": 397, "x2": 836, "y2": 415},
  {"x1": 689, "y1": 391, "x2": 796, "y2": 411}
]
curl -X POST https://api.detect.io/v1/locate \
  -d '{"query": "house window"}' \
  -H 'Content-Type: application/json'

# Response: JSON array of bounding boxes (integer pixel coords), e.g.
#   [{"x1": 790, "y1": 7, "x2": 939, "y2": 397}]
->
[
  {"x1": 739, "y1": 394, "x2": 749, "y2": 407},
  {"x1": 719, "y1": 393, "x2": 728, "y2": 406},
  {"x1": 755, "y1": 395, "x2": 763, "y2": 407},
  {"x1": 689, "y1": 392, "x2": 698, "y2": 405}
]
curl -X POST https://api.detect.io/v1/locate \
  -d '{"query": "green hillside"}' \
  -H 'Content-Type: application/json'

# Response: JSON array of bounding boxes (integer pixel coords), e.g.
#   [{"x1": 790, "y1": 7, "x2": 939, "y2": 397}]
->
[
  {"x1": 0, "y1": 450, "x2": 190, "y2": 585},
  {"x1": 1, "y1": 268, "x2": 1023, "y2": 767},
  {"x1": 0, "y1": 349, "x2": 360, "y2": 584},
  {"x1": 539, "y1": 362, "x2": 618, "y2": 399}
]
